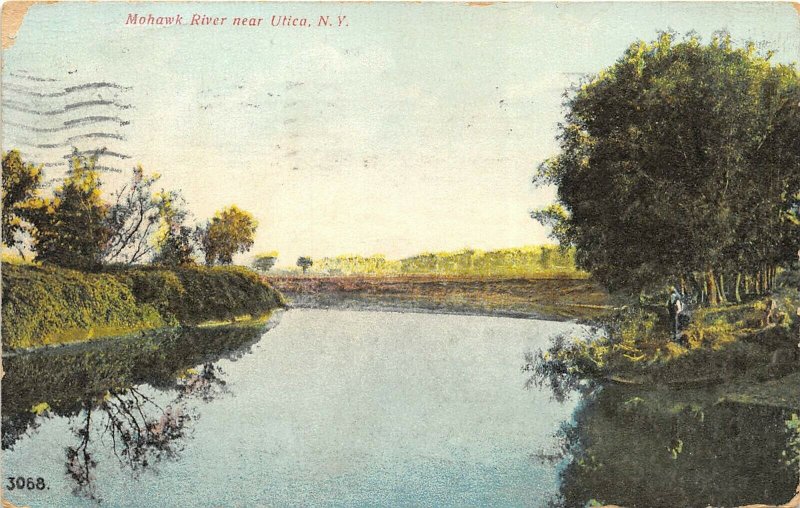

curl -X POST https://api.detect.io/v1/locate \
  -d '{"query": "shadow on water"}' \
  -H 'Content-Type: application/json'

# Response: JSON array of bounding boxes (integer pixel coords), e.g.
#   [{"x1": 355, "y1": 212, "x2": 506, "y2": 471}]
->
[
  {"x1": 2, "y1": 318, "x2": 274, "y2": 502},
  {"x1": 525, "y1": 356, "x2": 799, "y2": 507}
]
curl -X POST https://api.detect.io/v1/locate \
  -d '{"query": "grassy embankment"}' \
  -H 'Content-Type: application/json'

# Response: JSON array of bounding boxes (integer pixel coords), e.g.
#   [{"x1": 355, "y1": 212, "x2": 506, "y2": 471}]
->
[
  {"x1": 527, "y1": 284, "x2": 800, "y2": 408},
  {"x1": 1, "y1": 263, "x2": 285, "y2": 351},
  {"x1": 268, "y1": 246, "x2": 610, "y2": 320}
]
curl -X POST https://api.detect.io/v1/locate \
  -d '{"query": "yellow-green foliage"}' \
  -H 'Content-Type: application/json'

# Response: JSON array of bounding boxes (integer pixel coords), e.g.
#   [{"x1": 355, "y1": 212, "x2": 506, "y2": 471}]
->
[
  {"x1": 2, "y1": 264, "x2": 165, "y2": 349},
  {"x1": 314, "y1": 245, "x2": 582, "y2": 277},
  {"x1": 2, "y1": 264, "x2": 284, "y2": 349}
]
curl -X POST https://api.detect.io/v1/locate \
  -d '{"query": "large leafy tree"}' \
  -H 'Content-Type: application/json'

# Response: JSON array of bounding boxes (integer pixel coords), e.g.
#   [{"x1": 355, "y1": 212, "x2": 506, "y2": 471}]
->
[
  {"x1": 200, "y1": 205, "x2": 258, "y2": 265},
  {"x1": 23, "y1": 154, "x2": 111, "y2": 270},
  {"x1": 534, "y1": 32, "x2": 800, "y2": 301},
  {"x1": 2, "y1": 150, "x2": 42, "y2": 253}
]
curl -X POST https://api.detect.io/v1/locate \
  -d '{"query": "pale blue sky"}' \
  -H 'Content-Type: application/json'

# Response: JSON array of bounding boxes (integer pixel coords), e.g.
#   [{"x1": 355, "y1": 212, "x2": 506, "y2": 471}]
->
[{"x1": 3, "y1": 2, "x2": 798, "y2": 264}]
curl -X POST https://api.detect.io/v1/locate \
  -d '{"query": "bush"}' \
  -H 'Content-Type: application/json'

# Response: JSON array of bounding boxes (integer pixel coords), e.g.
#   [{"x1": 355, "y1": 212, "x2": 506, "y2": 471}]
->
[
  {"x1": 2, "y1": 264, "x2": 285, "y2": 349},
  {"x1": 2, "y1": 265, "x2": 165, "y2": 349},
  {"x1": 110, "y1": 265, "x2": 284, "y2": 324}
]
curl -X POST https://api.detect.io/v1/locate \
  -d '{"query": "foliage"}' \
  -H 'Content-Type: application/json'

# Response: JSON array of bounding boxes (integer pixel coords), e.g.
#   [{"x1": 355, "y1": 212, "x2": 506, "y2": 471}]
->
[
  {"x1": 533, "y1": 32, "x2": 800, "y2": 298},
  {"x1": 1, "y1": 264, "x2": 165, "y2": 349},
  {"x1": 112, "y1": 265, "x2": 284, "y2": 325},
  {"x1": 526, "y1": 295, "x2": 798, "y2": 397},
  {"x1": 200, "y1": 205, "x2": 258, "y2": 265},
  {"x1": 296, "y1": 256, "x2": 313, "y2": 273},
  {"x1": 1, "y1": 264, "x2": 284, "y2": 349},
  {"x1": 103, "y1": 165, "x2": 162, "y2": 265},
  {"x1": 1, "y1": 150, "x2": 42, "y2": 252},
  {"x1": 252, "y1": 251, "x2": 279, "y2": 272},
  {"x1": 309, "y1": 246, "x2": 581, "y2": 277},
  {"x1": 785, "y1": 413, "x2": 800, "y2": 468},
  {"x1": 523, "y1": 333, "x2": 608, "y2": 402},
  {"x1": 22, "y1": 153, "x2": 111, "y2": 270},
  {"x1": 152, "y1": 190, "x2": 196, "y2": 266}
]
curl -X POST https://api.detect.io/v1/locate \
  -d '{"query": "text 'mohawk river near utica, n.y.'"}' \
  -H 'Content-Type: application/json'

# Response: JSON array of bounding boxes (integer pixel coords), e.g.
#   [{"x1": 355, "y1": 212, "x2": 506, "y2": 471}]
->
[{"x1": 125, "y1": 13, "x2": 349, "y2": 27}]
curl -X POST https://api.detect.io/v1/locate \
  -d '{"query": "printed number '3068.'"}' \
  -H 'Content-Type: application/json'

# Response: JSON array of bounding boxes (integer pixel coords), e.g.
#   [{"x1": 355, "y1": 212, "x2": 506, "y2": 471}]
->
[{"x1": 6, "y1": 477, "x2": 46, "y2": 490}]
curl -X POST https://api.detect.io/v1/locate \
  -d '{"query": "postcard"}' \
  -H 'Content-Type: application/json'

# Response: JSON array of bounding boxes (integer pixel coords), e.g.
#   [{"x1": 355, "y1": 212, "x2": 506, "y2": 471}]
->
[{"x1": 1, "y1": 1, "x2": 799, "y2": 507}]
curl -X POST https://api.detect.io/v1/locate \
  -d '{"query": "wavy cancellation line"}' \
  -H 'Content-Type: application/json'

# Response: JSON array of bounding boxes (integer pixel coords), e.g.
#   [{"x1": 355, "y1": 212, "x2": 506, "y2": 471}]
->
[
  {"x1": 5, "y1": 117, "x2": 130, "y2": 133},
  {"x1": 4, "y1": 81, "x2": 132, "y2": 98},
  {"x1": 9, "y1": 71, "x2": 58, "y2": 82},
  {"x1": 19, "y1": 132, "x2": 126, "y2": 149},
  {"x1": 3, "y1": 99, "x2": 134, "y2": 116}
]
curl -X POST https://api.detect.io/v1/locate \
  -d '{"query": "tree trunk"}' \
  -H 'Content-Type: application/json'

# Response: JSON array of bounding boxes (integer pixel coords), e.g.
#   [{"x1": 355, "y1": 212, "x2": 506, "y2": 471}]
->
[
  {"x1": 706, "y1": 270, "x2": 719, "y2": 306},
  {"x1": 734, "y1": 273, "x2": 742, "y2": 303},
  {"x1": 718, "y1": 273, "x2": 727, "y2": 303}
]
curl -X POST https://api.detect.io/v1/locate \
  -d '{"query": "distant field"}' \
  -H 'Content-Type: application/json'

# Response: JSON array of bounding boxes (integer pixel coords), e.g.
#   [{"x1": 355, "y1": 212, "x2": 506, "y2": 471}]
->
[{"x1": 268, "y1": 275, "x2": 610, "y2": 321}]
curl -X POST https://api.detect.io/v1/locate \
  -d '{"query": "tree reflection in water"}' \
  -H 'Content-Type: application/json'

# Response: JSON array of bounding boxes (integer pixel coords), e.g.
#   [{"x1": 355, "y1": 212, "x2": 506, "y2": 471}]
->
[
  {"x1": 525, "y1": 366, "x2": 798, "y2": 507},
  {"x1": 2, "y1": 319, "x2": 271, "y2": 502}
]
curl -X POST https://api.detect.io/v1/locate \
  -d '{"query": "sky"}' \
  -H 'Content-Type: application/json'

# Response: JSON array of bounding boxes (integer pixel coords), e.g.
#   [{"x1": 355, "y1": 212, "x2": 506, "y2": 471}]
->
[{"x1": 2, "y1": 2, "x2": 798, "y2": 265}]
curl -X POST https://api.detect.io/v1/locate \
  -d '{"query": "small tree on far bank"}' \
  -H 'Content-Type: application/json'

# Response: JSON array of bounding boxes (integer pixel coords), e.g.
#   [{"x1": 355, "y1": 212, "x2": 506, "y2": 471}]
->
[
  {"x1": 200, "y1": 205, "x2": 258, "y2": 265},
  {"x1": 296, "y1": 256, "x2": 313, "y2": 273},
  {"x1": 252, "y1": 252, "x2": 278, "y2": 272}
]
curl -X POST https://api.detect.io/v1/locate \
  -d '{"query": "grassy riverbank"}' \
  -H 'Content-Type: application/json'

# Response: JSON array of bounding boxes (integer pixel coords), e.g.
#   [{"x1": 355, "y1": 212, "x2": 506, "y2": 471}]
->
[
  {"x1": 268, "y1": 274, "x2": 610, "y2": 321},
  {"x1": 526, "y1": 297, "x2": 800, "y2": 409},
  {"x1": 2, "y1": 264, "x2": 285, "y2": 350}
]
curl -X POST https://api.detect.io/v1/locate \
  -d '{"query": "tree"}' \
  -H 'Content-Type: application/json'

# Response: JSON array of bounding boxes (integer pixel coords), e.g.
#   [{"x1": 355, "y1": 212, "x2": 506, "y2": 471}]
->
[
  {"x1": 102, "y1": 165, "x2": 162, "y2": 265},
  {"x1": 152, "y1": 190, "x2": 195, "y2": 266},
  {"x1": 533, "y1": 32, "x2": 800, "y2": 300},
  {"x1": 296, "y1": 256, "x2": 313, "y2": 273},
  {"x1": 200, "y1": 205, "x2": 258, "y2": 265},
  {"x1": 252, "y1": 252, "x2": 278, "y2": 272},
  {"x1": 2, "y1": 150, "x2": 42, "y2": 254},
  {"x1": 23, "y1": 153, "x2": 110, "y2": 270}
]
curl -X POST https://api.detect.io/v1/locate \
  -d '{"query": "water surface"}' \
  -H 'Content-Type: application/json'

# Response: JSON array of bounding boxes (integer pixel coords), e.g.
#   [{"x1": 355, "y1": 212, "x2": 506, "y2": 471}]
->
[{"x1": 3, "y1": 309, "x2": 579, "y2": 507}]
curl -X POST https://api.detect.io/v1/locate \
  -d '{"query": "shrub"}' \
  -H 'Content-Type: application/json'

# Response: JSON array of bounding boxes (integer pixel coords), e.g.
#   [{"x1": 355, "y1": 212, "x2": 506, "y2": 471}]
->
[
  {"x1": 2, "y1": 264, "x2": 285, "y2": 349},
  {"x1": 1, "y1": 265, "x2": 165, "y2": 349}
]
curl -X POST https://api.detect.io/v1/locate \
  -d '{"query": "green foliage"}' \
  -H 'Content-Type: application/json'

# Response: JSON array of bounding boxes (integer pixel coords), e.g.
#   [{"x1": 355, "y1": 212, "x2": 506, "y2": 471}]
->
[
  {"x1": 113, "y1": 265, "x2": 284, "y2": 325},
  {"x1": 152, "y1": 190, "x2": 196, "y2": 266},
  {"x1": 534, "y1": 32, "x2": 800, "y2": 293},
  {"x1": 310, "y1": 246, "x2": 581, "y2": 277},
  {"x1": 200, "y1": 205, "x2": 258, "y2": 265},
  {"x1": 1, "y1": 150, "x2": 42, "y2": 250},
  {"x1": 252, "y1": 252, "x2": 278, "y2": 272},
  {"x1": 1, "y1": 264, "x2": 284, "y2": 349},
  {"x1": 22, "y1": 153, "x2": 111, "y2": 270},
  {"x1": 1, "y1": 264, "x2": 165, "y2": 349},
  {"x1": 296, "y1": 256, "x2": 313, "y2": 273}
]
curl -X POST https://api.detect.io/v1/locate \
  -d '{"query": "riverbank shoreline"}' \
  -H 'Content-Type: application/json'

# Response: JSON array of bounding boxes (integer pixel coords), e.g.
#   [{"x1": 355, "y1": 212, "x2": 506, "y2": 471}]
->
[
  {"x1": 0, "y1": 309, "x2": 286, "y2": 359},
  {"x1": 269, "y1": 274, "x2": 611, "y2": 322},
  {"x1": 1, "y1": 264, "x2": 286, "y2": 352}
]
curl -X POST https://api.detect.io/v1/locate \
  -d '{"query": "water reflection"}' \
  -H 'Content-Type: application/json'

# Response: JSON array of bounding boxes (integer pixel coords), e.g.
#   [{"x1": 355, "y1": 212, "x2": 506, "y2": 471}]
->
[
  {"x1": 2, "y1": 319, "x2": 272, "y2": 501},
  {"x1": 537, "y1": 383, "x2": 797, "y2": 507}
]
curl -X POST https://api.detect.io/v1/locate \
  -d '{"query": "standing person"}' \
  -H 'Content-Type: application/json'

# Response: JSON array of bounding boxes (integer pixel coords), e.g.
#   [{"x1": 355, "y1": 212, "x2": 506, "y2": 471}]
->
[{"x1": 668, "y1": 287, "x2": 684, "y2": 341}]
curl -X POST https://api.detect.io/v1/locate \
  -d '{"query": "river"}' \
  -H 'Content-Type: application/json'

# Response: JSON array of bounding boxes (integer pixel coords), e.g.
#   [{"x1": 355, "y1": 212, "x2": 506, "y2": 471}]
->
[{"x1": 2, "y1": 309, "x2": 797, "y2": 507}]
